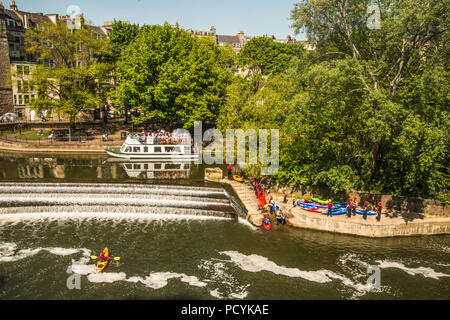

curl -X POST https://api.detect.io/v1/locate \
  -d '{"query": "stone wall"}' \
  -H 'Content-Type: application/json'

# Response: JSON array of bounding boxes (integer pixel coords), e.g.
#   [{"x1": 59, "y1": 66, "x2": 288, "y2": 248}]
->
[
  {"x1": 0, "y1": 16, "x2": 13, "y2": 115},
  {"x1": 272, "y1": 184, "x2": 449, "y2": 217}
]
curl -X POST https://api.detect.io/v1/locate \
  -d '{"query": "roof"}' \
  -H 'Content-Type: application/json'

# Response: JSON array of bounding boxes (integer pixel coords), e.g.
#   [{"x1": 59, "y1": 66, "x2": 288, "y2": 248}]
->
[{"x1": 217, "y1": 35, "x2": 241, "y2": 44}]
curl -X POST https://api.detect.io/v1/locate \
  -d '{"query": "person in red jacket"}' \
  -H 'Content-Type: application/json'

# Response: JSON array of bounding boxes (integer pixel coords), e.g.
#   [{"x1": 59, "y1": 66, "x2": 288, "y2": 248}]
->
[
  {"x1": 227, "y1": 164, "x2": 232, "y2": 180},
  {"x1": 97, "y1": 251, "x2": 110, "y2": 262},
  {"x1": 327, "y1": 200, "x2": 333, "y2": 217},
  {"x1": 377, "y1": 202, "x2": 382, "y2": 222},
  {"x1": 363, "y1": 201, "x2": 369, "y2": 220},
  {"x1": 352, "y1": 197, "x2": 357, "y2": 216},
  {"x1": 346, "y1": 197, "x2": 352, "y2": 218}
]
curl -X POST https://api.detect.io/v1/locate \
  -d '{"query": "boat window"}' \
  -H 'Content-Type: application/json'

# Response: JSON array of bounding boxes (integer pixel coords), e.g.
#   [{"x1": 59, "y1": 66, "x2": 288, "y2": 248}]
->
[
  {"x1": 125, "y1": 147, "x2": 131, "y2": 153},
  {"x1": 165, "y1": 147, "x2": 174, "y2": 153},
  {"x1": 133, "y1": 164, "x2": 141, "y2": 170},
  {"x1": 154, "y1": 147, "x2": 162, "y2": 153},
  {"x1": 125, "y1": 164, "x2": 132, "y2": 170},
  {"x1": 133, "y1": 147, "x2": 141, "y2": 153},
  {"x1": 143, "y1": 147, "x2": 148, "y2": 153},
  {"x1": 154, "y1": 164, "x2": 162, "y2": 170},
  {"x1": 166, "y1": 164, "x2": 181, "y2": 170},
  {"x1": 144, "y1": 164, "x2": 148, "y2": 170}
]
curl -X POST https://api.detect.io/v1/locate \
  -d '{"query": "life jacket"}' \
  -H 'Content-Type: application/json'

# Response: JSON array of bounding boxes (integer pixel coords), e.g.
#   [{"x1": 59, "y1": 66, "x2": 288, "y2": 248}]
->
[{"x1": 328, "y1": 202, "x2": 332, "y2": 208}]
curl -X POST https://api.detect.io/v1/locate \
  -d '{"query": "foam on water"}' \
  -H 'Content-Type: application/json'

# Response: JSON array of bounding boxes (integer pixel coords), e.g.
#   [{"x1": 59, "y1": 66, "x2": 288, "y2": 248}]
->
[
  {"x1": 376, "y1": 260, "x2": 450, "y2": 279},
  {"x1": 0, "y1": 212, "x2": 233, "y2": 224},
  {"x1": 220, "y1": 251, "x2": 391, "y2": 299}
]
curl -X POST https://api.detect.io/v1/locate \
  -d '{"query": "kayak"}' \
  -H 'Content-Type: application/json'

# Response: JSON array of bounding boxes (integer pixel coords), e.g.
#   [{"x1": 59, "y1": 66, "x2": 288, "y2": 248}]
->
[
  {"x1": 233, "y1": 175, "x2": 244, "y2": 182},
  {"x1": 311, "y1": 198, "x2": 328, "y2": 205},
  {"x1": 263, "y1": 219, "x2": 272, "y2": 231},
  {"x1": 96, "y1": 248, "x2": 110, "y2": 273},
  {"x1": 301, "y1": 207, "x2": 323, "y2": 213},
  {"x1": 321, "y1": 209, "x2": 347, "y2": 216},
  {"x1": 356, "y1": 210, "x2": 377, "y2": 216}
]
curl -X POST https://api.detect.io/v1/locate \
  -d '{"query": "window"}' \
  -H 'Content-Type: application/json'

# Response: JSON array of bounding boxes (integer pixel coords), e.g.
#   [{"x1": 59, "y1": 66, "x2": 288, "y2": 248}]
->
[
  {"x1": 133, "y1": 147, "x2": 141, "y2": 153},
  {"x1": 143, "y1": 164, "x2": 148, "y2": 170},
  {"x1": 154, "y1": 147, "x2": 162, "y2": 153},
  {"x1": 24, "y1": 95, "x2": 30, "y2": 105},
  {"x1": 125, "y1": 164, "x2": 132, "y2": 170},
  {"x1": 154, "y1": 164, "x2": 162, "y2": 170},
  {"x1": 24, "y1": 66, "x2": 30, "y2": 75},
  {"x1": 125, "y1": 147, "x2": 131, "y2": 153},
  {"x1": 133, "y1": 164, "x2": 141, "y2": 170},
  {"x1": 143, "y1": 147, "x2": 148, "y2": 153}
]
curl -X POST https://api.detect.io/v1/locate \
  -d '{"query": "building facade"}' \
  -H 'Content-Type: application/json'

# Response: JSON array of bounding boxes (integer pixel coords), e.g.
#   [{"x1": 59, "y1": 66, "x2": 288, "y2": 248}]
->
[{"x1": 0, "y1": 1, "x2": 110, "y2": 121}]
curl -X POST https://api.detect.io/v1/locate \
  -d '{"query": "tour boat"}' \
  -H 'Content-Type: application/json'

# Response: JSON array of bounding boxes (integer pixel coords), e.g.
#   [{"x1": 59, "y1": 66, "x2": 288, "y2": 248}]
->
[{"x1": 105, "y1": 134, "x2": 199, "y2": 160}]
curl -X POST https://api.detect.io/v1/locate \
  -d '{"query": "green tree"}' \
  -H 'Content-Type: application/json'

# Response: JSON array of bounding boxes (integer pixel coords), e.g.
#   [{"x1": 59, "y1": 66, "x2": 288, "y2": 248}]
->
[
  {"x1": 25, "y1": 22, "x2": 111, "y2": 136},
  {"x1": 238, "y1": 36, "x2": 306, "y2": 75},
  {"x1": 112, "y1": 24, "x2": 232, "y2": 128}
]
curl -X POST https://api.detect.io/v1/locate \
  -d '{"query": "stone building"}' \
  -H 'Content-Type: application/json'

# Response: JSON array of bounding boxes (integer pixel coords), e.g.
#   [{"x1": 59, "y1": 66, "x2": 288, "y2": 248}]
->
[{"x1": 0, "y1": 1, "x2": 111, "y2": 121}]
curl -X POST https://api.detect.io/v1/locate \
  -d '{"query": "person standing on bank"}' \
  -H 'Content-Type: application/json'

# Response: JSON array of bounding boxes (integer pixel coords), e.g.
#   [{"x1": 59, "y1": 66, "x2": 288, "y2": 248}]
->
[
  {"x1": 283, "y1": 188, "x2": 287, "y2": 203},
  {"x1": 363, "y1": 201, "x2": 369, "y2": 220},
  {"x1": 377, "y1": 202, "x2": 382, "y2": 222},
  {"x1": 227, "y1": 164, "x2": 232, "y2": 180},
  {"x1": 328, "y1": 200, "x2": 333, "y2": 217},
  {"x1": 346, "y1": 197, "x2": 352, "y2": 219},
  {"x1": 352, "y1": 197, "x2": 357, "y2": 216}
]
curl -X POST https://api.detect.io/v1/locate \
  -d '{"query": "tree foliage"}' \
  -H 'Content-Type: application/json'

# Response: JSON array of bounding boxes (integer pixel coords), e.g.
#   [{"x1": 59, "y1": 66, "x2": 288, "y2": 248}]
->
[
  {"x1": 25, "y1": 22, "x2": 111, "y2": 124},
  {"x1": 220, "y1": 0, "x2": 449, "y2": 200},
  {"x1": 238, "y1": 36, "x2": 306, "y2": 75},
  {"x1": 111, "y1": 24, "x2": 233, "y2": 127}
]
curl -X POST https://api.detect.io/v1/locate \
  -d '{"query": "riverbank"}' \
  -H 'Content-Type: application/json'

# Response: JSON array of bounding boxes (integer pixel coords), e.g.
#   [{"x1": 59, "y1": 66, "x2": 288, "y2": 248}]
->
[
  {"x1": 215, "y1": 175, "x2": 450, "y2": 238},
  {"x1": 0, "y1": 138, "x2": 120, "y2": 153}
]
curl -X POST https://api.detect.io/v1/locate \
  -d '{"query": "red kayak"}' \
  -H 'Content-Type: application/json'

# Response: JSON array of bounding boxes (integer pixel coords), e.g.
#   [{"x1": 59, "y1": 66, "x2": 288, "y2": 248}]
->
[
  {"x1": 263, "y1": 218, "x2": 272, "y2": 231},
  {"x1": 263, "y1": 222, "x2": 272, "y2": 231},
  {"x1": 301, "y1": 207, "x2": 322, "y2": 213}
]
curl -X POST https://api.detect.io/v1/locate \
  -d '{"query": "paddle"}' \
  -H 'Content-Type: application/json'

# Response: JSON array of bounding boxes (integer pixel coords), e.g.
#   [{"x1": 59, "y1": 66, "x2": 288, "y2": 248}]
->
[{"x1": 90, "y1": 255, "x2": 120, "y2": 261}]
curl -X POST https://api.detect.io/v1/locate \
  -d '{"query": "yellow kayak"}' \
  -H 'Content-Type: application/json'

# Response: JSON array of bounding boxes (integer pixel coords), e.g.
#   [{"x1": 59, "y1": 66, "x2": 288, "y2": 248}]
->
[
  {"x1": 233, "y1": 175, "x2": 244, "y2": 182},
  {"x1": 96, "y1": 248, "x2": 110, "y2": 273}
]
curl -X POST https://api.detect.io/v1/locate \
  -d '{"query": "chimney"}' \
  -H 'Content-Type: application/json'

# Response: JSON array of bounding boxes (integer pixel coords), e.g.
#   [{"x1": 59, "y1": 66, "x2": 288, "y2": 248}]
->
[
  {"x1": 10, "y1": 0, "x2": 17, "y2": 11},
  {"x1": 23, "y1": 14, "x2": 29, "y2": 29}
]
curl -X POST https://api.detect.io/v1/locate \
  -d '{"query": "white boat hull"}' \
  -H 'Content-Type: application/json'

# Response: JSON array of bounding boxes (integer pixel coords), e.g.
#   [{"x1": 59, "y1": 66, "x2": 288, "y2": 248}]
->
[{"x1": 105, "y1": 150, "x2": 199, "y2": 161}]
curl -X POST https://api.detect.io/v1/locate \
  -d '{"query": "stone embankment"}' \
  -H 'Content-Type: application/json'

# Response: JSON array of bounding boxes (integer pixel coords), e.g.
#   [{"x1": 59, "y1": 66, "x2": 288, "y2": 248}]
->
[{"x1": 206, "y1": 168, "x2": 450, "y2": 238}]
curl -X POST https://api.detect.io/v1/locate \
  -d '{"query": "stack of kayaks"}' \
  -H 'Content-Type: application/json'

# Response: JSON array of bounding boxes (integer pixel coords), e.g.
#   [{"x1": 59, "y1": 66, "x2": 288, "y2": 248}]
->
[
  {"x1": 297, "y1": 199, "x2": 347, "y2": 215},
  {"x1": 233, "y1": 175, "x2": 244, "y2": 182}
]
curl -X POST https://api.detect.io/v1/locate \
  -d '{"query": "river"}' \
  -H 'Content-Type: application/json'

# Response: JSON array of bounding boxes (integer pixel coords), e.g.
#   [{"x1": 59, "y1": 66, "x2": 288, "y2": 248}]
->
[{"x1": 0, "y1": 152, "x2": 448, "y2": 300}]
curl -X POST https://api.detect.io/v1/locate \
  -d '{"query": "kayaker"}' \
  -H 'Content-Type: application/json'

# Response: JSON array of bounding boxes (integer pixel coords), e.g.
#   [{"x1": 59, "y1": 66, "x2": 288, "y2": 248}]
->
[
  {"x1": 227, "y1": 164, "x2": 232, "y2": 180},
  {"x1": 377, "y1": 202, "x2": 382, "y2": 222},
  {"x1": 352, "y1": 197, "x2": 357, "y2": 216},
  {"x1": 283, "y1": 188, "x2": 287, "y2": 203},
  {"x1": 264, "y1": 215, "x2": 270, "y2": 225},
  {"x1": 98, "y1": 251, "x2": 110, "y2": 262},
  {"x1": 363, "y1": 201, "x2": 369, "y2": 220},
  {"x1": 346, "y1": 197, "x2": 352, "y2": 218},
  {"x1": 292, "y1": 196, "x2": 296, "y2": 207},
  {"x1": 327, "y1": 200, "x2": 333, "y2": 217}
]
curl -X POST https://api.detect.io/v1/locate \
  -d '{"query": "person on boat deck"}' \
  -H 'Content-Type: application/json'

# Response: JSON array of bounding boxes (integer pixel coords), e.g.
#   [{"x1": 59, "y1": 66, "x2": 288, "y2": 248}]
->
[
  {"x1": 363, "y1": 201, "x2": 369, "y2": 220},
  {"x1": 283, "y1": 188, "x2": 287, "y2": 203},
  {"x1": 227, "y1": 164, "x2": 232, "y2": 180},
  {"x1": 98, "y1": 251, "x2": 110, "y2": 262},
  {"x1": 352, "y1": 197, "x2": 357, "y2": 216},
  {"x1": 377, "y1": 202, "x2": 382, "y2": 222},
  {"x1": 327, "y1": 200, "x2": 333, "y2": 217},
  {"x1": 346, "y1": 197, "x2": 352, "y2": 218},
  {"x1": 292, "y1": 196, "x2": 296, "y2": 207}
]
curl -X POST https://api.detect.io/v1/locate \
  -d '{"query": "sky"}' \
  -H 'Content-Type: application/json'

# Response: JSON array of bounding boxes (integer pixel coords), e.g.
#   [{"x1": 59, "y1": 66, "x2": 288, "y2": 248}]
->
[{"x1": 9, "y1": 0, "x2": 305, "y2": 40}]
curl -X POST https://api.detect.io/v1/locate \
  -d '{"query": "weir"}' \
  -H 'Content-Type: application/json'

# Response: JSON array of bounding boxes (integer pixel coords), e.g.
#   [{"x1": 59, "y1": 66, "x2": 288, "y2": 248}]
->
[{"x1": 0, "y1": 183, "x2": 238, "y2": 220}]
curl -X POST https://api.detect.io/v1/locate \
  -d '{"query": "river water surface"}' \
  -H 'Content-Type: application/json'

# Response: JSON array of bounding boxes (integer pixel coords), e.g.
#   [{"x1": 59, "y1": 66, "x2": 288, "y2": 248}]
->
[{"x1": 0, "y1": 153, "x2": 449, "y2": 300}]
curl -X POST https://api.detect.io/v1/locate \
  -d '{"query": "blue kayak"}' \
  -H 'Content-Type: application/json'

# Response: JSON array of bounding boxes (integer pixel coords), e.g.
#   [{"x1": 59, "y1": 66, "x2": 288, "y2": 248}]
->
[
  {"x1": 322, "y1": 208, "x2": 347, "y2": 216},
  {"x1": 356, "y1": 210, "x2": 377, "y2": 216}
]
